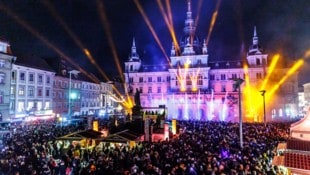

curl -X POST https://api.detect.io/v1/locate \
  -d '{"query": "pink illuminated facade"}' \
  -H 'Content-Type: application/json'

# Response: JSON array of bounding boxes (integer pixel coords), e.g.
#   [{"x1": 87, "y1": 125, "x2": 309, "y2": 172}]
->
[{"x1": 124, "y1": 1, "x2": 298, "y2": 122}]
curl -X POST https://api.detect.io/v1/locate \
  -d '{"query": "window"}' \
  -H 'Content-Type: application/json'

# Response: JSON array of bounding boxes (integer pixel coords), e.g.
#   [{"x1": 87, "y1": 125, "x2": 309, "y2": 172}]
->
[
  {"x1": 166, "y1": 76, "x2": 170, "y2": 82},
  {"x1": 232, "y1": 74, "x2": 237, "y2": 79},
  {"x1": 186, "y1": 76, "x2": 191, "y2": 85},
  {"x1": 29, "y1": 73, "x2": 34, "y2": 82},
  {"x1": 129, "y1": 77, "x2": 133, "y2": 83},
  {"x1": 139, "y1": 77, "x2": 143, "y2": 83},
  {"x1": 157, "y1": 87, "x2": 161, "y2": 93},
  {"x1": 148, "y1": 87, "x2": 152, "y2": 93},
  {"x1": 210, "y1": 74, "x2": 215, "y2": 80},
  {"x1": 46, "y1": 89, "x2": 50, "y2": 97},
  {"x1": 0, "y1": 60, "x2": 4, "y2": 68},
  {"x1": 139, "y1": 87, "x2": 143, "y2": 93},
  {"x1": 37, "y1": 88, "x2": 42, "y2": 97},
  {"x1": 0, "y1": 72, "x2": 5, "y2": 84},
  {"x1": 256, "y1": 73, "x2": 262, "y2": 79},
  {"x1": 220, "y1": 74, "x2": 226, "y2": 80},
  {"x1": 157, "y1": 77, "x2": 161, "y2": 82},
  {"x1": 46, "y1": 76, "x2": 50, "y2": 84},
  {"x1": 38, "y1": 74, "x2": 43, "y2": 83},
  {"x1": 11, "y1": 71, "x2": 16, "y2": 81},
  {"x1": 256, "y1": 58, "x2": 261, "y2": 65},
  {"x1": 198, "y1": 75, "x2": 203, "y2": 85},
  {"x1": 0, "y1": 91, "x2": 3, "y2": 104},
  {"x1": 148, "y1": 77, "x2": 152, "y2": 82},
  {"x1": 28, "y1": 86, "x2": 34, "y2": 97},
  {"x1": 18, "y1": 86, "x2": 25, "y2": 96},
  {"x1": 221, "y1": 85, "x2": 226, "y2": 92},
  {"x1": 20, "y1": 72, "x2": 25, "y2": 81},
  {"x1": 10, "y1": 86, "x2": 15, "y2": 95}
]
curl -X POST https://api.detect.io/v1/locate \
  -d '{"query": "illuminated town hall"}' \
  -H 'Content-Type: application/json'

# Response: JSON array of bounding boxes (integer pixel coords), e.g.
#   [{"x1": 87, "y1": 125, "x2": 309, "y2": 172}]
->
[{"x1": 124, "y1": 1, "x2": 298, "y2": 122}]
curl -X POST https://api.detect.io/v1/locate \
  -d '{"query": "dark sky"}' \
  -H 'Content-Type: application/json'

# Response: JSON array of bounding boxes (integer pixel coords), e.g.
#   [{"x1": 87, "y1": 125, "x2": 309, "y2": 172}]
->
[{"x1": 0, "y1": 0, "x2": 309, "y2": 84}]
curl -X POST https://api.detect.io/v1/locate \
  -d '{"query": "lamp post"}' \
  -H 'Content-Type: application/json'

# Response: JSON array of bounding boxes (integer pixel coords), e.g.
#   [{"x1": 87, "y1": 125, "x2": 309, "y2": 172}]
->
[
  {"x1": 260, "y1": 90, "x2": 266, "y2": 126},
  {"x1": 68, "y1": 70, "x2": 80, "y2": 119},
  {"x1": 233, "y1": 78, "x2": 244, "y2": 148}
]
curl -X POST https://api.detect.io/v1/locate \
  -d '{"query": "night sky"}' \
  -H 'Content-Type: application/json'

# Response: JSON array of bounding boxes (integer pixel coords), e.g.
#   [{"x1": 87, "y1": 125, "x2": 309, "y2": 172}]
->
[{"x1": 0, "y1": 0, "x2": 309, "y2": 84}]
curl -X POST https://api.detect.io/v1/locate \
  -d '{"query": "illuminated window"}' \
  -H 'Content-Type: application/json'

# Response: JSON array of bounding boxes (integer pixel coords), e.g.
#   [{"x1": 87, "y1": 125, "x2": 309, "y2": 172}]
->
[
  {"x1": 18, "y1": 86, "x2": 25, "y2": 96},
  {"x1": 0, "y1": 60, "x2": 4, "y2": 68}
]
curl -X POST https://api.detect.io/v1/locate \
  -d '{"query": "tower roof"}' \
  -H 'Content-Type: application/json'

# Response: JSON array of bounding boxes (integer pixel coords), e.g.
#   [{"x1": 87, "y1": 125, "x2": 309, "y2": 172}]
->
[
  {"x1": 248, "y1": 26, "x2": 263, "y2": 55},
  {"x1": 128, "y1": 38, "x2": 140, "y2": 62},
  {"x1": 179, "y1": 0, "x2": 202, "y2": 56}
]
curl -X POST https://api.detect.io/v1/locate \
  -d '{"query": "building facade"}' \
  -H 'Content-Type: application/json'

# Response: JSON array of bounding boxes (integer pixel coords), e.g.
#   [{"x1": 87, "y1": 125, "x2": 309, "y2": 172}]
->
[
  {"x1": 124, "y1": 1, "x2": 299, "y2": 122},
  {"x1": 52, "y1": 70, "x2": 114, "y2": 117},
  {"x1": 10, "y1": 56, "x2": 55, "y2": 120},
  {"x1": 0, "y1": 39, "x2": 16, "y2": 121}
]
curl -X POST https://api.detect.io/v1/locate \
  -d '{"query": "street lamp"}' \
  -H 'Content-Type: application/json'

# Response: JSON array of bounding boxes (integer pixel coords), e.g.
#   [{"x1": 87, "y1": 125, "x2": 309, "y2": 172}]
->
[
  {"x1": 68, "y1": 70, "x2": 80, "y2": 119},
  {"x1": 260, "y1": 90, "x2": 266, "y2": 126},
  {"x1": 232, "y1": 78, "x2": 244, "y2": 148}
]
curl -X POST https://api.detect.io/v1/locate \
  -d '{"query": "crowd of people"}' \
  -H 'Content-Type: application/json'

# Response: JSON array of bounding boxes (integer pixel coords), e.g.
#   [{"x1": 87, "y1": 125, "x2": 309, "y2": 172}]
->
[{"x1": 0, "y1": 119, "x2": 291, "y2": 175}]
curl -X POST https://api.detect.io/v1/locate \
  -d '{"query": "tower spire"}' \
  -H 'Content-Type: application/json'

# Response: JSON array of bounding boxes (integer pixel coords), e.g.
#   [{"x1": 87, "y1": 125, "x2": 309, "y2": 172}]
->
[
  {"x1": 253, "y1": 26, "x2": 258, "y2": 45},
  {"x1": 248, "y1": 26, "x2": 263, "y2": 55},
  {"x1": 129, "y1": 37, "x2": 140, "y2": 61},
  {"x1": 183, "y1": 0, "x2": 195, "y2": 35}
]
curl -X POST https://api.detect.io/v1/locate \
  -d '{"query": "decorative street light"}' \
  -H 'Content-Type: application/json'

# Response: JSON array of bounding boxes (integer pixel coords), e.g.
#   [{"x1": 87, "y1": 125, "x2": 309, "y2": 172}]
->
[
  {"x1": 260, "y1": 90, "x2": 266, "y2": 126},
  {"x1": 68, "y1": 70, "x2": 80, "y2": 119},
  {"x1": 232, "y1": 78, "x2": 244, "y2": 148}
]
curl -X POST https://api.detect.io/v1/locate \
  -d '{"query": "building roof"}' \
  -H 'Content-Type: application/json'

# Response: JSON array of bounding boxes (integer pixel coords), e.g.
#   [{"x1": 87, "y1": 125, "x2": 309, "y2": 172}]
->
[
  {"x1": 287, "y1": 139, "x2": 310, "y2": 152},
  {"x1": 56, "y1": 129, "x2": 103, "y2": 140},
  {"x1": 14, "y1": 53, "x2": 55, "y2": 72},
  {"x1": 290, "y1": 109, "x2": 310, "y2": 141},
  {"x1": 97, "y1": 129, "x2": 142, "y2": 143},
  {"x1": 284, "y1": 152, "x2": 310, "y2": 171}
]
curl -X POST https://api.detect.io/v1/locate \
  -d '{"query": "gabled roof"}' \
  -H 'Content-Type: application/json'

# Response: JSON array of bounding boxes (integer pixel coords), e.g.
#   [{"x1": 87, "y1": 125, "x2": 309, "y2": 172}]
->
[
  {"x1": 97, "y1": 129, "x2": 142, "y2": 143},
  {"x1": 56, "y1": 129, "x2": 103, "y2": 140}
]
